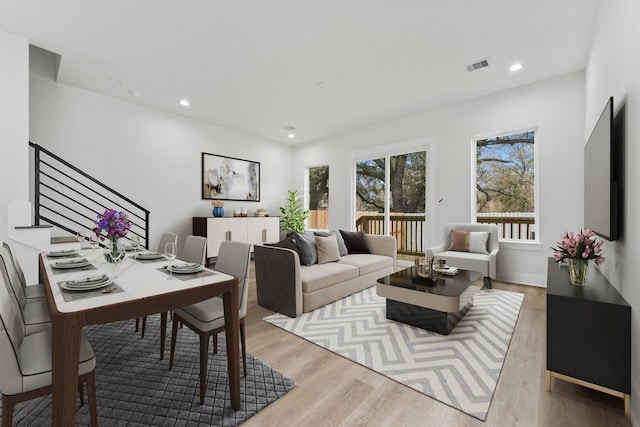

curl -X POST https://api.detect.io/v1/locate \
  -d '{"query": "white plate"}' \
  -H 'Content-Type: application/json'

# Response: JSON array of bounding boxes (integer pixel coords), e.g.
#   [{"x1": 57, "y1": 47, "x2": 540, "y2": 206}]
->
[
  {"x1": 47, "y1": 250, "x2": 79, "y2": 258},
  {"x1": 168, "y1": 265, "x2": 205, "y2": 274},
  {"x1": 136, "y1": 252, "x2": 165, "y2": 260},
  {"x1": 62, "y1": 278, "x2": 112, "y2": 291},
  {"x1": 52, "y1": 260, "x2": 90, "y2": 269}
]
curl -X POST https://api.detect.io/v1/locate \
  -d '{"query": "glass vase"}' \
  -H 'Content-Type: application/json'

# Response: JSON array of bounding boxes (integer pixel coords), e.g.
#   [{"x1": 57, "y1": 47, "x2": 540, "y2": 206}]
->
[
  {"x1": 568, "y1": 258, "x2": 589, "y2": 286},
  {"x1": 104, "y1": 238, "x2": 127, "y2": 278}
]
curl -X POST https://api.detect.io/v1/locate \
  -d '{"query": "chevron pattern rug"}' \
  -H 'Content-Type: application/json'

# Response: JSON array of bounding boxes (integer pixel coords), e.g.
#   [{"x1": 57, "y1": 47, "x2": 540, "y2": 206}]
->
[{"x1": 264, "y1": 286, "x2": 524, "y2": 421}]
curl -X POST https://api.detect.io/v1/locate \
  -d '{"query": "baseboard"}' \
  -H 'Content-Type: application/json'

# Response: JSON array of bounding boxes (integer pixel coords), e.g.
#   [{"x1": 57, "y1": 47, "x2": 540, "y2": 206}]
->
[{"x1": 497, "y1": 272, "x2": 546, "y2": 287}]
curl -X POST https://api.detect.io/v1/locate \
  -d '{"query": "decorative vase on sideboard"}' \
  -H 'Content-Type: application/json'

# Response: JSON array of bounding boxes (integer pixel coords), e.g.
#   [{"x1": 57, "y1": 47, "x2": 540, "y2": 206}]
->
[
  {"x1": 213, "y1": 206, "x2": 224, "y2": 217},
  {"x1": 567, "y1": 258, "x2": 589, "y2": 286}
]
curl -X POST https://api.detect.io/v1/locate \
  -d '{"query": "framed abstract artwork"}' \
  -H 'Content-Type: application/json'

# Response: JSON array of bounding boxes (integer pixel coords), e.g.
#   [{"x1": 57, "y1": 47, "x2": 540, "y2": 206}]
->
[{"x1": 201, "y1": 153, "x2": 260, "y2": 201}]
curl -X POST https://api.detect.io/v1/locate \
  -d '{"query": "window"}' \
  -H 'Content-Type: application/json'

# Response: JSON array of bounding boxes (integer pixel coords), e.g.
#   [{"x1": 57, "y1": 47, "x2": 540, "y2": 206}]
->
[
  {"x1": 474, "y1": 130, "x2": 536, "y2": 240},
  {"x1": 307, "y1": 165, "x2": 329, "y2": 229}
]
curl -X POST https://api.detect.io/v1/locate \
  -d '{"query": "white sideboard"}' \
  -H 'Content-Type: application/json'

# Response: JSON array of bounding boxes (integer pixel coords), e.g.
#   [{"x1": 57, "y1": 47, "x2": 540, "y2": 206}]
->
[{"x1": 193, "y1": 216, "x2": 280, "y2": 258}]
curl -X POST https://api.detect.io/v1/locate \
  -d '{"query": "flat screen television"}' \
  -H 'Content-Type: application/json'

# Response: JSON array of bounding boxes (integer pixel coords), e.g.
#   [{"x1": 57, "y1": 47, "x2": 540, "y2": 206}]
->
[{"x1": 584, "y1": 96, "x2": 619, "y2": 240}]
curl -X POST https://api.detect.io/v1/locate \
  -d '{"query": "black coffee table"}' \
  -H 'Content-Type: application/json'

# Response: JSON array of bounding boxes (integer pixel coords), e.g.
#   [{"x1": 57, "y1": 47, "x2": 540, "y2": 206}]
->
[{"x1": 376, "y1": 266, "x2": 481, "y2": 335}]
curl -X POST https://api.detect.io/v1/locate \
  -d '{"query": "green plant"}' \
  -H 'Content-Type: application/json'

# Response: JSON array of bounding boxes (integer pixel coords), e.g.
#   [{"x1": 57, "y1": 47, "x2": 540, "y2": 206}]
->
[{"x1": 279, "y1": 189, "x2": 309, "y2": 234}]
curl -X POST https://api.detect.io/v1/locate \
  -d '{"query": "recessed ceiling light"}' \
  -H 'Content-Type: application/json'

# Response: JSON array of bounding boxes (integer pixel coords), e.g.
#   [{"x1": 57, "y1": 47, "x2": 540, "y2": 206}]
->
[
  {"x1": 180, "y1": 99, "x2": 190, "y2": 107},
  {"x1": 288, "y1": 133, "x2": 295, "y2": 139},
  {"x1": 284, "y1": 126, "x2": 296, "y2": 138},
  {"x1": 316, "y1": 81, "x2": 328, "y2": 88},
  {"x1": 108, "y1": 78, "x2": 122, "y2": 86},
  {"x1": 128, "y1": 90, "x2": 140, "y2": 97},
  {"x1": 509, "y1": 63, "x2": 523, "y2": 72}
]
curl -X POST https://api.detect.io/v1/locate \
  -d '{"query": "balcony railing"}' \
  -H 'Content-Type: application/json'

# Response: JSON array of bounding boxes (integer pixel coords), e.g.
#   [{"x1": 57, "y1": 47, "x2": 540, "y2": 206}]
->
[
  {"x1": 355, "y1": 214, "x2": 425, "y2": 256},
  {"x1": 476, "y1": 214, "x2": 535, "y2": 240},
  {"x1": 353, "y1": 212, "x2": 535, "y2": 258}
]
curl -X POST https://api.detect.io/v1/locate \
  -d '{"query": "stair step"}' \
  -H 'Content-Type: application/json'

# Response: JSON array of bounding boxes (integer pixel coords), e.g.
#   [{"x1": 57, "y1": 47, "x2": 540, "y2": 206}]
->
[
  {"x1": 14, "y1": 225, "x2": 53, "y2": 229},
  {"x1": 51, "y1": 236, "x2": 79, "y2": 244}
]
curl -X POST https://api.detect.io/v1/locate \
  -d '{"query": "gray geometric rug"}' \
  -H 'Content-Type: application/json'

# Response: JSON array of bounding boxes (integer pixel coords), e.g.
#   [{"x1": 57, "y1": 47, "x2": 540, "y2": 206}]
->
[
  {"x1": 1, "y1": 315, "x2": 295, "y2": 426},
  {"x1": 264, "y1": 287, "x2": 523, "y2": 421}
]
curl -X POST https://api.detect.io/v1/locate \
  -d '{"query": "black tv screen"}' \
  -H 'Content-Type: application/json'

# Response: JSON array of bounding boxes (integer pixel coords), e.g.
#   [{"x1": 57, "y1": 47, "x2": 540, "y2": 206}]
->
[{"x1": 584, "y1": 96, "x2": 618, "y2": 240}]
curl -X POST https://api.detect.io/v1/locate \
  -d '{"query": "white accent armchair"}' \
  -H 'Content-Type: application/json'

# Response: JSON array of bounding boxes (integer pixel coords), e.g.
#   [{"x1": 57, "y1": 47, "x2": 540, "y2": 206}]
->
[{"x1": 427, "y1": 223, "x2": 499, "y2": 289}]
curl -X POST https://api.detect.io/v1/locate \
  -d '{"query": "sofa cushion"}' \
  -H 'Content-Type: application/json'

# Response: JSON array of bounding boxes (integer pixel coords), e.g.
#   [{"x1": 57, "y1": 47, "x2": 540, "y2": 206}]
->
[
  {"x1": 314, "y1": 231, "x2": 348, "y2": 257},
  {"x1": 339, "y1": 230, "x2": 371, "y2": 254},
  {"x1": 294, "y1": 230, "x2": 318, "y2": 265},
  {"x1": 265, "y1": 238, "x2": 300, "y2": 258},
  {"x1": 338, "y1": 254, "x2": 393, "y2": 275},
  {"x1": 300, "y1": 262, "x2": 359, "y2": 293},
  {"x1": 315, "y1": 235, "x2": 340, "y2": 264},
  {"x1": 448, "y1": 230, "x2": 489, "y2": 254}
]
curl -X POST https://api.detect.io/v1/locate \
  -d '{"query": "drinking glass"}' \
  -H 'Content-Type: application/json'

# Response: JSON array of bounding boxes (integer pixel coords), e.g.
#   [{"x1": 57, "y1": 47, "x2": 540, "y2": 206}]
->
[
  {"x1": 164, "y1": 242, "x2": 177, "y2": 279},
  {"x1": 76, "y1": 230, "x2": 86, "y2": 249},
  {"x1": 130, "y1": 235, "x2": 140, "y2": 258},
  {"x1": 89, "y1": 235, "x2": 100, "y2": 259}
]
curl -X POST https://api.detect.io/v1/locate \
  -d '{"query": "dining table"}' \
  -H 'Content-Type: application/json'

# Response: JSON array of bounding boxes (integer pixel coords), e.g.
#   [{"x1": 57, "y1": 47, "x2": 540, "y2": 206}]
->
[{"x1": 39, "y1": 248, "x2": 241, "y2": 426}]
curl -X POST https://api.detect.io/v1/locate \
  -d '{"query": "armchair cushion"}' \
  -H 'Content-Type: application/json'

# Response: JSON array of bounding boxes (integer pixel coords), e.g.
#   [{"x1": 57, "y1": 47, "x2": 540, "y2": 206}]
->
[
  {"x1": 448, "y1": 230, "x2": 489, "y2": 254},
  {"x1": 266, "y1": 238, "x2": 300, "y2": 258}
]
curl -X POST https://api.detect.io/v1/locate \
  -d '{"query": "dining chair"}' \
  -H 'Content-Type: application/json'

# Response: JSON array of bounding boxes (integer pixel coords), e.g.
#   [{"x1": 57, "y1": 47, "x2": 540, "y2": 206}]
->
[
  {"x1": 169, "y1": 240, "x2": 251, "y2": 404},
  {"x1": 0, "y1": 247, "x2": 50, "y2": 335},
  {"x1": 136, "y1": 232, "x2": 178, "y2": 339},
  {"x1": 0, "y1": 268, "x2": 99, "y2": 427},
  {"x1": 2, "y1": 241, "x2": 45, "y2": 299},
  {"x1": 181, "y1": 235, "x2": 207, "y2": 265}
]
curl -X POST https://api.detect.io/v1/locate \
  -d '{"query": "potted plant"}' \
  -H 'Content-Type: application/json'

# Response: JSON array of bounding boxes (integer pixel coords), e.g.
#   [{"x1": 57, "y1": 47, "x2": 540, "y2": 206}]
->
[{"x1": 279, "y1": 189, "x2": 309, "y2": 235}]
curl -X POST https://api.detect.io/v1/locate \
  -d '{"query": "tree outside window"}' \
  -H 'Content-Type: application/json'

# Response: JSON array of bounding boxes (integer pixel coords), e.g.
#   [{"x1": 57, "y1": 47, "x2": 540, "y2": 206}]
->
[
  {"x1": 308, "y1": 165, "x2": 329, "y2": 229},
  {"x1": 475, "y1": 131, "x2": 536, "y2": 240}
]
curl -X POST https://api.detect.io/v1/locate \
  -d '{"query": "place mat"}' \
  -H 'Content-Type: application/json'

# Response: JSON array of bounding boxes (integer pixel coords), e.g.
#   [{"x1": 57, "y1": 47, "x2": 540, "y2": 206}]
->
[
  {"x1": 50, "y1": 263, "x2": 97, "y2": 275},
  {"x1": 56, "y1": 281, "x2": 124, "y2": 302},
  {"x1": 156, "y1": 267, "x2": 217, "y2": 281}
]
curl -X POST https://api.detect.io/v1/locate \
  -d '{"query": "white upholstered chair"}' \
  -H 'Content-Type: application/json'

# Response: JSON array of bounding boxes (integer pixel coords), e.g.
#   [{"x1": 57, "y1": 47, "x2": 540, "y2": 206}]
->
[
  {"x1": 0, "y1": 247, "x2": 50, "y2": 334},
  {"x1": 427, "y1": 223, "x2": 499, "y2": 289},
  {"x1": 0, "y1": 268, "x2": 98, "y2": 426},
  {"x1": 181, "y1": 235, "x2": 207, "y2": 265},
  {"x1": 169, "y1": 240, "x2": 251, "y2": 404},
  {"x1": 137, "y1": 232, "x2": 179, "y2": 339},
  {"x1": 3, "y1": 241, "x2": 45, "y2": 299}
]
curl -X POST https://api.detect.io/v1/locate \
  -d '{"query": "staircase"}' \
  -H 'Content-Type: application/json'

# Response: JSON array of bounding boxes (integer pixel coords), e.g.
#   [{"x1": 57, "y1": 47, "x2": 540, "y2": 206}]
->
[{"x1": 7, "y1": 143, "x2": 151, "y2": 284}]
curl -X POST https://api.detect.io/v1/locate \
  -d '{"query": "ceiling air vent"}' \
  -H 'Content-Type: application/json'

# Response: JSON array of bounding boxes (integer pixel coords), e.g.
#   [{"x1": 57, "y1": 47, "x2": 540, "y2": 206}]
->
[{"x1": 466, "y1": 58, "x2": 489, "y2": 72}]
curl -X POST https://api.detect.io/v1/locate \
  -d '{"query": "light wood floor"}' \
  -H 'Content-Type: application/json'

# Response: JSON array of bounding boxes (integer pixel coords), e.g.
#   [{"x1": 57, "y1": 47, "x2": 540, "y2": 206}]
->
[{"x1": 240, "y1": 266, "x2": 632, "y2": 427}]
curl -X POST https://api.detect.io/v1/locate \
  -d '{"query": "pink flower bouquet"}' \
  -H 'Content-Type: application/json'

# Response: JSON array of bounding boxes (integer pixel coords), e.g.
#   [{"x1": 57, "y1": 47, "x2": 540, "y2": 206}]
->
[{"x1": 552, "y1": 228, "x2": 605, "y2": 265}]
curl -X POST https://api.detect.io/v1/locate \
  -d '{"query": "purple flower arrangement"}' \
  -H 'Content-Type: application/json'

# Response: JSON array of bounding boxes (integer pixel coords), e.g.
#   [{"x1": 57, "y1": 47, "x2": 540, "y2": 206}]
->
[
  {"x1": 93, "y1": 208, "x2": 132, "y2": 241},
  {"x1": 552, "y1": 228, "x2": 605, "y2": 265}
]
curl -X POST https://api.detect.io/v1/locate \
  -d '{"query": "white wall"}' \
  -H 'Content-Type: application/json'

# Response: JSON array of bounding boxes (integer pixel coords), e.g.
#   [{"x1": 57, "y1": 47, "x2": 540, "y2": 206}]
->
[
  {"x1": 0, "y1": 29, "x2": 29, "y2": 242},
  {"x1": 292, "y1": 72, "x2": 586, "y2": 286},
  {"x1": 29, "y1": 46, "x2": 292, "y2": 251},
  {"x1": 585, "y1": 1, "x2": 640, "y2": 424}
]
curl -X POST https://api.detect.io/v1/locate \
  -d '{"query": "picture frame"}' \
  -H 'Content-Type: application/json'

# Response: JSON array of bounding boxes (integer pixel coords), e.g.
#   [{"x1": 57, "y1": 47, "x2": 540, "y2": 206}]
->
[{"x1": 202, "y1": 153, "x2": 260, "y2": 201}]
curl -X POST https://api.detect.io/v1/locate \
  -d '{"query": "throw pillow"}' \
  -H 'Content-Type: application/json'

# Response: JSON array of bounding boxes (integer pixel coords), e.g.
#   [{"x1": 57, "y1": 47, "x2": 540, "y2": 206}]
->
[
  {"x1": 448, "y1": 230, "x2": 489, "y2": 254},
  {"x1": 339, "y1": 230, "x2": 371, "y2": 254},
  {"x1": 315, "y1": 235, "x2": 341, "y2": 264},
  {"x1": 265, "y1": 238, "x2": 300, "y2": 258},
  {"x1": 314, "y1": 230, "x2": 348, "y2": 257},
  {"x1": 294, "y1": 230, "x2": 318, "y2": 265}
]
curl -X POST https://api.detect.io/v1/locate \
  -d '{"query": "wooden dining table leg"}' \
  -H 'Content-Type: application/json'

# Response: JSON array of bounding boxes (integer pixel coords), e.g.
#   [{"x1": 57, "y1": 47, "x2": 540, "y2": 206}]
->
[
  {"x1": 51, "y1": 311, "x2": 84, "y2": 426},
  {"x1": 222, "y1": 283, "x2": 240, "y2": 410},
  {"x1": 160, "y1": 312, "x2": 167, "y2": 360}
]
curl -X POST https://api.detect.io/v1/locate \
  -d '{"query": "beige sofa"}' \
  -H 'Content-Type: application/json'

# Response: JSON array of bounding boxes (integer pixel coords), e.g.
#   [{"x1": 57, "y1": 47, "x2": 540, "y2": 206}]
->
[{"x1": 254, "y1": 234, "x2": 397, "y2": 317}]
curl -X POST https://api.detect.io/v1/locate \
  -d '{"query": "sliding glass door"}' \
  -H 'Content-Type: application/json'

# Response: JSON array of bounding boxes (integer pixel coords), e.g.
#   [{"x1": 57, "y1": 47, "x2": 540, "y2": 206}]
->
[{"x1": 354, "y1": 150, "x2": 426, "y2": 257}]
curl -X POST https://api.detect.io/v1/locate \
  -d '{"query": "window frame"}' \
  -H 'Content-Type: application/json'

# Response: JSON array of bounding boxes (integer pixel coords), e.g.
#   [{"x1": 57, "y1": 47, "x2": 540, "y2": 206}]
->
[{"x1": 471, "y1": 126, "x2": 540, "y2": 243}]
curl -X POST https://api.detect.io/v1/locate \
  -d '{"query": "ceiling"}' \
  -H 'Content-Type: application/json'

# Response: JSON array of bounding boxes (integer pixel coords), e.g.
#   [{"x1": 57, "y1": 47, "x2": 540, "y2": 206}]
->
[{"x1": 0, "y1": 1, "x2": 600, "y2": 144}]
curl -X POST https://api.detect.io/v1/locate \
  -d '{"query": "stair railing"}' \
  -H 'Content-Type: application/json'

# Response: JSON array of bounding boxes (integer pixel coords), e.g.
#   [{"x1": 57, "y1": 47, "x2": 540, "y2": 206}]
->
[{"x1": 30, "y1": 142, "x2": 150, "y2": 249}]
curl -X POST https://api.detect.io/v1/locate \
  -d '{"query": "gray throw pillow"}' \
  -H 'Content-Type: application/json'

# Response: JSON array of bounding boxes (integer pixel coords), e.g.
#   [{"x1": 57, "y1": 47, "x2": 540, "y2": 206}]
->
[
  {"x1": 265, "y1": 238, "x2": 301, "y2": 258},
  {"x1": 314, "y1": 230, "x2": 348, "y2": 257},
  {"x1": 294, "y1": 230, "x2": 318, "y2": 265}
]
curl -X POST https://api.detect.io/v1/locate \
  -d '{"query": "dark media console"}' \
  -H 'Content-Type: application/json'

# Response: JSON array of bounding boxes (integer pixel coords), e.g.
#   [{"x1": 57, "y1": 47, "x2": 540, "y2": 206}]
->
[{"x1": 546, "y1": 258, "x2": 631, "y2": 417}]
